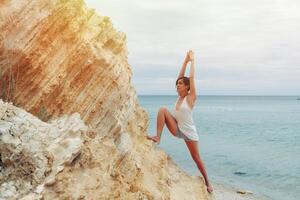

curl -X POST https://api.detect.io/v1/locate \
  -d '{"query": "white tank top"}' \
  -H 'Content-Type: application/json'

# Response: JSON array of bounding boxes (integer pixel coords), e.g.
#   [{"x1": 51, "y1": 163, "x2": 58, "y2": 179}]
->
[{"x1": 173, "y1": 96, "x2": 199, "y2": 141}]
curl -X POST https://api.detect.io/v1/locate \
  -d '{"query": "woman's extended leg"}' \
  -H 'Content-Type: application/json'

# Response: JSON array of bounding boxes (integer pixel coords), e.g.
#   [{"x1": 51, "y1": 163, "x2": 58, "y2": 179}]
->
[
  {"x1": 185, "y1": 140, "x2": 213, "y2": 193},
  {"x1": 146, "y1": 107, "x2": 177, "y2": 144}
]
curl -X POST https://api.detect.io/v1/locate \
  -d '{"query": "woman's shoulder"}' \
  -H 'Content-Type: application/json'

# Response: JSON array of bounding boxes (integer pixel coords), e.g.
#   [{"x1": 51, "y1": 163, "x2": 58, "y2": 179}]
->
[{"x1": 186, "y1": 94, "x2": 196, "y2": 109}]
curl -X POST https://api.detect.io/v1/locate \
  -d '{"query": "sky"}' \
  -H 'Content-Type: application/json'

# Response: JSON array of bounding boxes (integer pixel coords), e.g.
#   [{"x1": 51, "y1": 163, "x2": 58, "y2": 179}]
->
[{"x1": 85, "y1": 0, "x2": 300, "y2": 95}]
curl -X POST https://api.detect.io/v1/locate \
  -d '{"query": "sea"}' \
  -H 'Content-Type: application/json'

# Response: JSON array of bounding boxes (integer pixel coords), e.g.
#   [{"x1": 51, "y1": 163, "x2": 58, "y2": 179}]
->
[{"x1": 138, "y1": 95, "x2": 300, "y2": 200}]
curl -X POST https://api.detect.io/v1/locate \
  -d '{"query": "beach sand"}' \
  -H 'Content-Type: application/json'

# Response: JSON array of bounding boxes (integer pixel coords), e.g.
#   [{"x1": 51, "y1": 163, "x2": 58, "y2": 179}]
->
[{"x1": 211, "y1": 181, "x2": 271, "y2": 200}]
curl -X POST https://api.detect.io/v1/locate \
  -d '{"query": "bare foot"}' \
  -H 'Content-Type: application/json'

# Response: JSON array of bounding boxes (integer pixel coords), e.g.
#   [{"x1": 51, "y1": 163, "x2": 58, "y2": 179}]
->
[
  {"x1": 206, "y1": 184, "x2": 213, "y2": 193},
  {"x1": 146, "y1": 135, "x2": 160, "y2": 144}
]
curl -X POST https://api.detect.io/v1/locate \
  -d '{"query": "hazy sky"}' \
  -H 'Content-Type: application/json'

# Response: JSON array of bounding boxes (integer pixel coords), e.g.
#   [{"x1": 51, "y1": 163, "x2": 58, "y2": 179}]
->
[{"x1": 85, "y1": 0, "x2": 300, "y2": 95}]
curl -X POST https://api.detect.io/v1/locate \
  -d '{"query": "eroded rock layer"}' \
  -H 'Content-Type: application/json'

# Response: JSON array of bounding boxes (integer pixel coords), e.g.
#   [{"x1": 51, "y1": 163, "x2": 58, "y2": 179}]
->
[{"x1": 0, "y1": 99, "x2": 87, "y2": 199}]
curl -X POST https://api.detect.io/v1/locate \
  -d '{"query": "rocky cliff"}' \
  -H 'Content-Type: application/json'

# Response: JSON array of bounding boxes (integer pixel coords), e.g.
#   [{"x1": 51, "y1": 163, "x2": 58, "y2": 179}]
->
[{"x1": 0, "y1": 0, "x2": 212, "y2": 199}]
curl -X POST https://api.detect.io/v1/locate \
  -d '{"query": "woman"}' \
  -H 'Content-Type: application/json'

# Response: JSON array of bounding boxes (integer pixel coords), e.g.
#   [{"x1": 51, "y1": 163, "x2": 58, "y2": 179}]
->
[{"x1": 146, "y1": 50, "x2": 213, "y2": 193}]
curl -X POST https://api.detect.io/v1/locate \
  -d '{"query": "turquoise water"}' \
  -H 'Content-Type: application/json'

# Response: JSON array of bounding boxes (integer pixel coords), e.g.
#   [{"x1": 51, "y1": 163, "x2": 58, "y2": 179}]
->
[{"x1": 138, "y1": 95, "x2": 300, "y2": 200}]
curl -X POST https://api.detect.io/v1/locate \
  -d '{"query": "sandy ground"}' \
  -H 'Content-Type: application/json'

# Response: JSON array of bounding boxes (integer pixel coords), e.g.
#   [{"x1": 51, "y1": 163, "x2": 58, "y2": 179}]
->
[{"x1": 211, "y1": 181, "x2": 271, "y2": 200}]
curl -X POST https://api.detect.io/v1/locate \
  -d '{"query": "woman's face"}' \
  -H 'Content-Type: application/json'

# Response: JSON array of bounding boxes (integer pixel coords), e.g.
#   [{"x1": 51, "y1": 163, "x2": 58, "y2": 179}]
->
[{"x1": 176, "y1": 79, "x2": 188, "y2": 92}]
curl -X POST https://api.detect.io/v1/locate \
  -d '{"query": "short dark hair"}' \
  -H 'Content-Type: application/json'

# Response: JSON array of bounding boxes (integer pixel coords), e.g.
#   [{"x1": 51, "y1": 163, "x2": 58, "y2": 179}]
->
[{"x1": 176, "y1": 76, "x2": 190, "y2": 91}]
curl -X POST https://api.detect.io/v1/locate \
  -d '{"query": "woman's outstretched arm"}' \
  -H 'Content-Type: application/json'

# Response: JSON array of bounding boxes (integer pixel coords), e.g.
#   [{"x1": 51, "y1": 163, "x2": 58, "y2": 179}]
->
[
  {"x1": 177, "y1": 52, "x2": 189, "y2": 79},
  {"x1": 188, "y1": 51, "x2": 197, "y2": 101}
]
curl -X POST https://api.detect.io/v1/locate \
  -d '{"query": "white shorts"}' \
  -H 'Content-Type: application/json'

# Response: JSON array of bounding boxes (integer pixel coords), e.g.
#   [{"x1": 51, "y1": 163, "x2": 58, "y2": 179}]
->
[{"x1": 175, "y1": 126, "x2": 197, "y2": 141}]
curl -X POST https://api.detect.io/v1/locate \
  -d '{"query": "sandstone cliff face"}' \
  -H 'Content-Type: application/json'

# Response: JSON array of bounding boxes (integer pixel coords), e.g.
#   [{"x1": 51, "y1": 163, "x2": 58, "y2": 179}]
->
[
  {"x1": 0, "y1": 0, "x2": 212, "y2": 199},
  {"x1": 0, "y1": 100, "x2": 87, "y2": 199}
]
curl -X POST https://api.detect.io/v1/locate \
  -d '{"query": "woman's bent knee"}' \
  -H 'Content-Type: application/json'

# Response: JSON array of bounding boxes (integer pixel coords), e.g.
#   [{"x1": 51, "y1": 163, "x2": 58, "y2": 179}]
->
[{"x1": 159, "y1": 106, "x2": 168, "y2": 113}]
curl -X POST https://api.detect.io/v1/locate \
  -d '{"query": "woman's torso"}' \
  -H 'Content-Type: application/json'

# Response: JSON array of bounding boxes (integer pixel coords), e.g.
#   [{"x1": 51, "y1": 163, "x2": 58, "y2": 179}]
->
[{"x1": 173, "y1": 95, "x2": 199, "y2": 140}]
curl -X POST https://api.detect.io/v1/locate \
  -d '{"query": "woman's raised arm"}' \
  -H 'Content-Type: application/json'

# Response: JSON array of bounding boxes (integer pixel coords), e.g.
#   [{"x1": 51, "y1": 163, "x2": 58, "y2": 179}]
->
[
  {"x1": 188, "y1": 51, "x2": 197, "y2": 101},
  {"x1": 177, "y1": 52, "x2": 189, "y2": 79}
]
